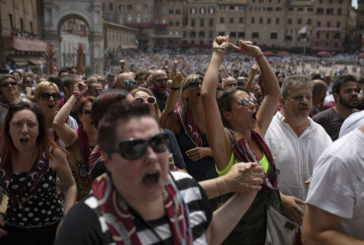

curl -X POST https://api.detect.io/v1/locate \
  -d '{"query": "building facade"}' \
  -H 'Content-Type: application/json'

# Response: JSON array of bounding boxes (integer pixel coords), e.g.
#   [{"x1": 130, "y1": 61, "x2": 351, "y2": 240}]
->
[
  {"x1": 358, "y1": 0, "x2": 364, "y2": 51},
  {"x1": 103, "y1": 20, "x2": 138, "y2": 53},
  {"x1": 0, "y1": 0, "x2": 47, "y2": 69},
  {"x1": 102, "y1": 0, "x2": 351, "y2": 53}
]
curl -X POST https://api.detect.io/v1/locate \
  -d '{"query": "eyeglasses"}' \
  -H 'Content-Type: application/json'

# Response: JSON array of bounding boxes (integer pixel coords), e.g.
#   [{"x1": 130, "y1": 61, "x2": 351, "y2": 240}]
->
[
  {"x1": 109, "y1": 132, "x2": 169, "y2": 160},
  {"x1": 1, "y1": 81, "x2": 17, "y2": 88},
  {"x1": 83, "y1": 109, "x2": 92, "y2": 115},
  {"x1": 40, "y1": 92, "x2": 60, "y2": 100},
  {"x1": 238, "y1": 97, "x2": 256, "y2": 106},
  {"x1": 185, "y1": 81, "x2": 202, "y2": 89},
  {"x1": 124, "y1": 80, "x2": 136, "y2": 86},
  {"x1": 155, "y1": 78, "x2": 168, "y2": 83},
  {"x1": 135, "y1": 96, "x2": 156, "y2": 105},
  {"x1": 225, "y1": 83, "x2": 237, "y2": 88}
]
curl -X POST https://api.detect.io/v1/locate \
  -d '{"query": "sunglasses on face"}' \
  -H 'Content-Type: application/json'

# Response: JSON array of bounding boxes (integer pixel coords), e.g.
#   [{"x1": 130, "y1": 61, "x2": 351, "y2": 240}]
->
[
  {"x1": 135, "y1": 96, "x2": 156, "y2": 105},
  {"x1": 83, "y1": 109, "x2": 92, "y2": 115},
  {"x1": 109, "y1": 132, "x2": 169, "y2": 160},
  {"x1": 238, "y1": 97, "x2": 256, "y2": 106},
  {"x1": 124, "y1": 80, "x2": 136, "y2": 86},
  {"x1": 185, "y1": 81, "x2": 202, "y2": 89},
  {"x1": 40, "y1": 92, "x2": 60, "y2": 100},
  {"x1": 155, "y1": 78, "x2": 168, "y2": 83},
  {"x1": 1, "y1": 81, "x2": 17, "y2": 88}
]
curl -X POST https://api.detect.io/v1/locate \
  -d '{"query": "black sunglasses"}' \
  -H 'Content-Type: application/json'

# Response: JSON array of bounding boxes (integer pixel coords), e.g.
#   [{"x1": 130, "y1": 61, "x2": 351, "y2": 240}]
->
[
  {"x1": 135, "y1": 96, "x2": 156, "y2": 105},
  {"x1": 155, "y1": 78, "x2": 168, "y2": 83},
  {"x1": 1, "y1": 81, "x2": 17, "y2": 88},
  {"x1": 185, "y1": 81, "x2": 202, "y2": 89},
  {"x1": 84, "y1": 109, "x2": 92, "y2": 115},
  {"x1": 238, "y1": 97, "x2": 256, "y2": 106},
  {"x1": 109, "y1": 132, "x2": 169, "y2": 160},
  {"x1": 40, "y1": 92, "x2": 60, "y2": 100}
]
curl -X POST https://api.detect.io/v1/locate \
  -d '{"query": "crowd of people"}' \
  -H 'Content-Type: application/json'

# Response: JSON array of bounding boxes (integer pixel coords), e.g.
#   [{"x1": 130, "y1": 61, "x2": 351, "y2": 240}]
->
[{"x1": 0, "y1": 36, "x2": 363, "y2": 245}]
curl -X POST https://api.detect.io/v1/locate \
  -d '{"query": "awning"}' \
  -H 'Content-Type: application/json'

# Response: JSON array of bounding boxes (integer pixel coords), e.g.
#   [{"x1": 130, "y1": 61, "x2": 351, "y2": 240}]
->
[
  {"x1": 121, "y1": 44, "x2": 138, "y2": 49},
  {"x1": 263, "y1": 50, "x2": 275, "y2": 56},
  {"x1": 277, "y1": 51, "x2": 290, "y2": 56},
  {"x1": 8, "y1": 56, "x2": 43, "y2": 66},
  {"x1": 2, "y1": 36, "x2": 47, "y2": 52}
]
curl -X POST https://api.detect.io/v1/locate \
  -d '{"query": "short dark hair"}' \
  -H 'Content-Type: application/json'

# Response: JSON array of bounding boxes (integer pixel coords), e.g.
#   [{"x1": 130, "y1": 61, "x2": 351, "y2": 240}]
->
[
  {"x1": 97, "y1": 103, "x2": 152, "y2": 155},
  {"x1": 332, "y1": 75, "x2": 357, "y2": 95},
  {"x1": 91, "y1": 90, "x2": 129, "y2": 128},
  {"x1": 61, "y1": 74, "x2": 80, "y2": 89}
]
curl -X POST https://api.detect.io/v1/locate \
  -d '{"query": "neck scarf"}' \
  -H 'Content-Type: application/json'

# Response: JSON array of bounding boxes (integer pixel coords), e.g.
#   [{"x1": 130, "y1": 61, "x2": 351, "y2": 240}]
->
[
  {"x1": 77, "y1": 124, "x2": 90, "y2": 170},
  {"x1": 88, "y1": 145, "x2": 103, "y2": 172},
  {"x1": 91, "y1": 173, "x2": 192, "y2": 245},
  {"x1": 175, "y1": 105, "x2": 202, "y2": 147},
  {"x1": 227, "y1": 129, "x2": 279, "y2": 191},
  {"x1": 0, "y1": 153, "x2": 49, "y2": 208}
]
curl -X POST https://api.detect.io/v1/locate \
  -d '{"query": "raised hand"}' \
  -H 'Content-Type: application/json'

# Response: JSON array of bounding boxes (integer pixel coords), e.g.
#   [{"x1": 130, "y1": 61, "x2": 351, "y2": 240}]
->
[
  {"x1": 229, "y1": 40, "x2": 262, "y2": 56},
  {"x1": 75, "y1": 43, "x2": 84, "y2": 54},
  {"x1": 171, "y1": 72, "x2": 183, "y2": 89},
  {"x1": 222, "y1": 162, "x2": 264, "y2": 193},
  {"x1": 47, "y1": 44, "x2": 56, "y2": 57}
]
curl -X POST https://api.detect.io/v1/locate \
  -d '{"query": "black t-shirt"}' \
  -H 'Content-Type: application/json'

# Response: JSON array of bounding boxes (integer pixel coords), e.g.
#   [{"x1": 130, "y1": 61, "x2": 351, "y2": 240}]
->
[
  {"x1": 54, "y1": 171, "x2": 212, "y2": 245},
  {"x1": 313, "y1": 107, "x2": 344, "y2": 140}
]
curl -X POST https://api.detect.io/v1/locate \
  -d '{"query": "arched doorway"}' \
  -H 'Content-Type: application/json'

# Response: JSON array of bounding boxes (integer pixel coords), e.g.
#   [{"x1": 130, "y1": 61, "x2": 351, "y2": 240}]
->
[{"x1": 58, "y1": 16, "x2": 90, "y2": 70}]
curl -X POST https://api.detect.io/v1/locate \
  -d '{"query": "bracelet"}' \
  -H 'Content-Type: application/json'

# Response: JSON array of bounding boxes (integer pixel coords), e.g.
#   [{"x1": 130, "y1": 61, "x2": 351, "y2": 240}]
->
[
  {"x1": 255, "y1": 53, "x2": 264, "y2": 60},
  {"x1": 171, "y1": 86, "x2": 180, "y2": 91},
  {"x1": 72, "y1": 91, "x2": 81, "y2": 99},
  {"x1": 212, "y1": 47, "x2": 226, "y2": 54}
]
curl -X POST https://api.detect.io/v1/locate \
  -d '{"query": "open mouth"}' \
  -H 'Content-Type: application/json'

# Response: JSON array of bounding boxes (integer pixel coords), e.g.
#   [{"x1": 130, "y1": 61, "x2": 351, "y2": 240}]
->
[
  {"x1": 252, "y1": 112, "x2": 257, "y2": 120},
  {"x1": 48, "y1": 104, "x2": 55, "y2": 109},
  {"x1": 197, "y1": 92, "x2": 201, "y2": 96},
  {"x1": 142, "y1": 171, "x2": 160, "y2": 185},
  {"x1": 20, "y1": 138, "x2": 29, "y2": 144}
]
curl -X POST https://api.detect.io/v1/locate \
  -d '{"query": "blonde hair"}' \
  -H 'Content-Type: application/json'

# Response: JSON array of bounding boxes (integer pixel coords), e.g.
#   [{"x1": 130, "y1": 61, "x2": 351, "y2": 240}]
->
[
  {"x1": 34, "y1": 81, "x2": 60, "y2": 101},
  {"x1": 178, "y1": 74, "x2": 203, "y2": 112},
  {"x1": 130, "y1": 87, "x2": 161, "y2": 121}
]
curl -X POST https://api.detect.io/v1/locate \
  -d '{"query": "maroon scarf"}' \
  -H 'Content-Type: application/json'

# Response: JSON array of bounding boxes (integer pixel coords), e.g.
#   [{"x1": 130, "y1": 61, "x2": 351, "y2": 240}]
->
[
  {"x1": 92, "y1": 173, "x2": 192, "y2": 245},
  {"x1": 88, "y1": 145, "x2": 103, "y2": 171},
  {"x1": 227, "y1": 129, "x2": 279, "y2": 191},
  {"x1": 174, "y1": 105, "x2": 202, "y2": 147},
  {"x1": 77, "y1": 124, "x2": 90, "y2": 170},
  {"x1": 0, "y1": 153, "x2": 49, "y2": 208}
]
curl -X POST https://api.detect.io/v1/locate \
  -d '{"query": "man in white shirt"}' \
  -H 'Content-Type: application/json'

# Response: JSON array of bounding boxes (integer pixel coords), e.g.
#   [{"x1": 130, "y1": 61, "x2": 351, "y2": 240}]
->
[
  {"x1": 265, "y1": 75, "x2": 332, "y2": 224},
  {"x1": 302, "y1": 126, "x2": 364, "y2": 243}
]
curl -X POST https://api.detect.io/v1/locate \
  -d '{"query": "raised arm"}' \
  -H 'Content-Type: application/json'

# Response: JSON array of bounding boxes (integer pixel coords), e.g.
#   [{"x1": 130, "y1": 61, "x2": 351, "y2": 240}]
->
[
  {"x1": 230, "y1": 41, "x2": 280, "y2": 137},
  {"x1": 159, "y1": 70, "x2": 183, "y2": 134},
  {"x1": 75, "y1": 43, "x2": 84, "y2": 75},
  {"x1": 53, "y1": 82, "x2": 86, "y2": 147},
  {"x1": 47, "y1": 44, "x2": 56, "y2": 75},
  {"x1": 244, "y1": 65, "x2": 259, "y2": 91},
  {"x1": 200, "y1": 36, "x2": 232, "y2": 171}
]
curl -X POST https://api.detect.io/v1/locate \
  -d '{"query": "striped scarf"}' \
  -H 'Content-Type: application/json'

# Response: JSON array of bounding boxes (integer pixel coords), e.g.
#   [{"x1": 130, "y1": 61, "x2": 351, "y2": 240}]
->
[
  {"x1": 91, "y1": 173, "x2": 193, "y2": 245},
  {"x1": 227, "y1": 129, "x2": 279, "y2": 191}
]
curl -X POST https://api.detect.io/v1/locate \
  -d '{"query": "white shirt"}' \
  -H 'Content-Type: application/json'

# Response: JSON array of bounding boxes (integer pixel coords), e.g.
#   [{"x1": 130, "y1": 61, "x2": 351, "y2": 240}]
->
[
  {"x1": 264, "y1": 112, "x2": 332, "y2": 201},
  {"x1": 306, "y1": 129, "x2": 364, "y2": 239},
  {"x1": 338, "y1": 110, "x2": 364, "y2": 138}
]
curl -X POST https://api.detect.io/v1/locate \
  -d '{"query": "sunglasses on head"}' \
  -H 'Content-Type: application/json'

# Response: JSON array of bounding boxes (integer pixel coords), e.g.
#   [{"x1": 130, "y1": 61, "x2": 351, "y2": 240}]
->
[
  {"x1": 40, "y1": 92, "x2": 60, "y2": 100},
  {"x1": 124, "y1": 80, "x2": 136, "y2": 86},
  {"x1": 135, "y1": 96, "x2": 156, "y2": 105},
  {"x1": 185, "y1": 81, "x2": 202, "y2": 89},
  {"x1": 238, "y1": 97, "x2": 256, "y2": 106},
  {"x1": 155, "y1": 78, "x2": 168, "y2": 83},
  {"x1": 109, "y1": 132, "x2": 169, "y2": 160},
  {"x1": 1, "y1": 81, "x2": 17, "y2": 88}
]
